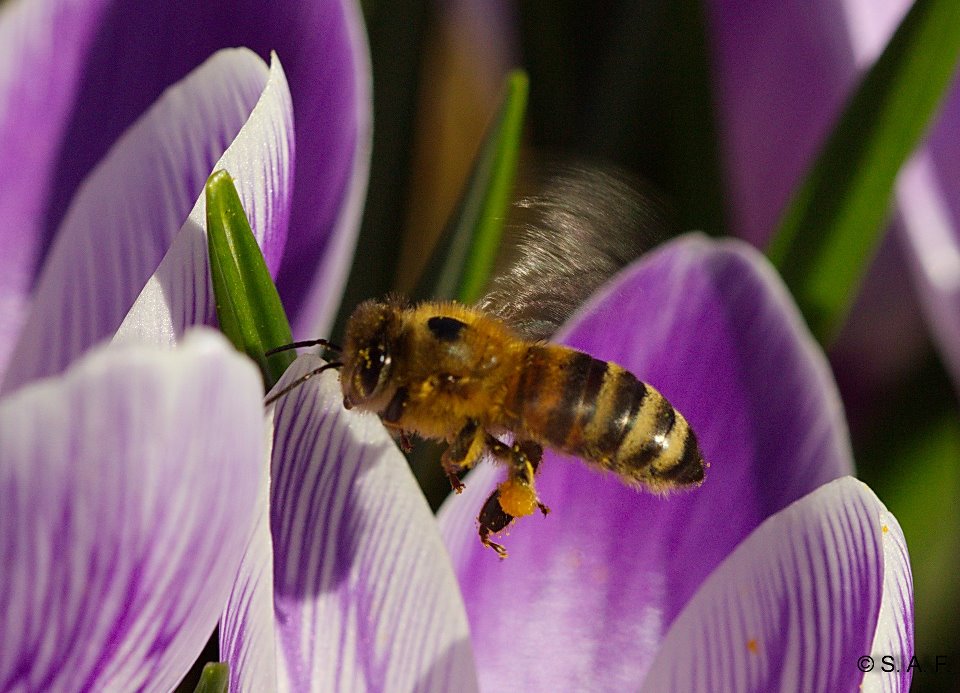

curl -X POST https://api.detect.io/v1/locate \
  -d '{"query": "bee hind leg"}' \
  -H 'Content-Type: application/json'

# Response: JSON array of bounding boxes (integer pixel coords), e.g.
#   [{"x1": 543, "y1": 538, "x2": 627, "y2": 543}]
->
[
  {"x1": 475, "y1": 438, "x2": 551, "y2": 558},
  {"x1": 484, "y1": 436, "x2": 551, "y2": 516},
  {"x1": 478, "y1": 487, "x2": 513, "y2": 559},
  {"x1": 519, "y1": 441, "x2": 550, "y2": 516},
  {"x1": 441, "y1": 420, "x2": 486, "y2": 493}
]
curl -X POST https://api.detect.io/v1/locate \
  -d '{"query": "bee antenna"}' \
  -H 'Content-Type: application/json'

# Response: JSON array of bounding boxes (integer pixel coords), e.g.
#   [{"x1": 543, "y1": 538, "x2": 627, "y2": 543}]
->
[
  {"x1": 264, "y1": 361, "x2": 343, "y2": 407},
  {"x1": 265, "y1": 339, "x2": 342, "y2": 357}
]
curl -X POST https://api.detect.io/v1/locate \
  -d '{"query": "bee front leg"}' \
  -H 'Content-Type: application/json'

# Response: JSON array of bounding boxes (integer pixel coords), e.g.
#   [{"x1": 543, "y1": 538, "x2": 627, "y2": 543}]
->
[
  {"x1": 380, "y1": 420, "x2": 415, "y2": 453},
  {"x1": 441, "y1": 420, "x2": 486, "y2": 493}
]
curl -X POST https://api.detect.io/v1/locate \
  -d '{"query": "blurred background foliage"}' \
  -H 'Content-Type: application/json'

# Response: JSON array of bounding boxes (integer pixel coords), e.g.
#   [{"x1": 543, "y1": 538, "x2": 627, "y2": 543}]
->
[{"x1": 336, "y1": 1, "x2": 960, "y2": 688}]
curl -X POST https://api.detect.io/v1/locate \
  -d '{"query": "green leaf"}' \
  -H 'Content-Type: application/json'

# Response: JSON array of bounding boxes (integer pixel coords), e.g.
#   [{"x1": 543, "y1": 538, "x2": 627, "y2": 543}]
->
[
  {"x1": 192, "y1": 662, "x2": 229, "y2": 693},
  {"x1": 411, "y1": 70, "x2": 528, "y2": 303},
  {"x1": 206, "y1": 170, "x2": 295, "y2": 390},
  {"x1": 767, "y1": 0, "x2": 960, "y2": 343},
  {"x1": 862, "y1": 404, "x2": 960, "y2": 652},
  {"x1": 857, "y1": 354, "x2": 960, "y2": 657},
  {"x1": 881, "y1": 411, "x2": 960, "y2": 656}
]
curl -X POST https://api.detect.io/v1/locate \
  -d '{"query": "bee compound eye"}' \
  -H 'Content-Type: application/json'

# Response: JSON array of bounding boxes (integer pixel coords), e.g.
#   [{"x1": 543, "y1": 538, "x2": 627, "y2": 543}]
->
[{"x1": 356, "y1": 344, "x2": 390, "y2": 398}]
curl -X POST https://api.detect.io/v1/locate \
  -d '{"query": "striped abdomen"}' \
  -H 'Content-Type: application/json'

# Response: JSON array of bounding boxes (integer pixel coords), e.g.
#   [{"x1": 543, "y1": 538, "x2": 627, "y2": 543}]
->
[{"x1": 508, "y1": 345, "x2": 705, "y2": 491}]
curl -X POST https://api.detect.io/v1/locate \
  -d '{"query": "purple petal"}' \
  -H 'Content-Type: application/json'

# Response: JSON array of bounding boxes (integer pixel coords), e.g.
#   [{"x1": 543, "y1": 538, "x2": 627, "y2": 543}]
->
[
  {"x1": 846, "y1": 3, "x2": 960, "y2": 389},
  {"x1": 0, "y1": 0, "x2": 111, "y2": 372},
  {"x1": 639, "y1": 477, "x2": 913, "y2": 692},
  {"x1": 2, "y1": 48, "x2": 293, "y2": 390},
  {"x1": 705, "y1": 0, "x2": 907, "y2": 246},
  {"x1": 898, "y1": 99, "x2": 960, "y2": 387},
  {"x1": 9, "y1": 0, "x2": 370, "y2": 341},
  {"x1": 224, "y1": 355, "x2": 478, "y2": 691},
  {"x1": 709, "y1": 0, "x2": 960, "y2": 388},
  {"x1": 438, "y1": 234, "x2": 854, "y2": 690},
  {"x1": 279, "y1": 0, "x2": 373, "y2": 339},
  {"x1": 0, "y1": 329, "x2": 265, "y2": 691}
]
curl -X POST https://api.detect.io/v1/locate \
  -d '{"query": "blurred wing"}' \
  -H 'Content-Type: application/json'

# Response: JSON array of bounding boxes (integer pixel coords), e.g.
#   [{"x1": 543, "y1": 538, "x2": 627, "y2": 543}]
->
[{"x1": 479, "y1": 164, "x2": 677, "y2": 340}]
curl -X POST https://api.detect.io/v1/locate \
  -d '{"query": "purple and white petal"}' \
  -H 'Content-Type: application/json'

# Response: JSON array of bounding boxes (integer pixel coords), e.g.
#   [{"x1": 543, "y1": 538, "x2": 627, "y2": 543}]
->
[
  {"x1": 111, "y1": 50, "x2": 294, "y2": 351},
  {"x1": 53, "y1": 0, "x2": 370, "y2": 337},
  {"x1": 221, "y1": 447, "x2": 279, "y2": 693},
  {"x1": 3, "y1": 48, "x2": 292, "y2": 390},
  {"x1": 864, "y1": 498, "x2": 913, "y2": 693},
  {"x1": 3, "y1": 0, "x2": 368, "y2": 375},
  {"x1": 263, "y1": 355, "x2": 478, "y2": 692},
  {"x1": 0, "y1": 329, "x2": 264, "y2": 691},
  {"x1": 639, "y1": 477, "x2": 913, "y2": 693},
  {"x1": 0, "y1": 0, "x2": 111, "y2": 372},
  {"x1": 439, "y1": 234, "x2": 854, "y2": 690}
]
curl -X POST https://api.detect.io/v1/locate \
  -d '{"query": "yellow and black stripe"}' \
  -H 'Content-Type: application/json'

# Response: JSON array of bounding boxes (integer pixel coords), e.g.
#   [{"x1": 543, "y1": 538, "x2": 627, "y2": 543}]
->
[{"x1": 511, "y1": 345, "x2": 705, "y2": 490}]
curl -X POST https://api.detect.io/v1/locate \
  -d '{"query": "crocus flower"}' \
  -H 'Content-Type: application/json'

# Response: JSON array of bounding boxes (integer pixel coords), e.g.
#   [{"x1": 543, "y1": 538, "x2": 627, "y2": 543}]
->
[
  {"x1": 0, "y1": 2, "x2": 913, "y2": 692},
  {"x1": 707, "y1": 0, "x2": 960, "y2": 388},
  {"x1": 0, "y1": 0, "x2": 370, "y2": 392},
  {"x1": 223, "y1": 234, "x2": 912, "y2": 691},
  {"x1": 0, "y1": 0, "x2": 370, "y2": 687}
]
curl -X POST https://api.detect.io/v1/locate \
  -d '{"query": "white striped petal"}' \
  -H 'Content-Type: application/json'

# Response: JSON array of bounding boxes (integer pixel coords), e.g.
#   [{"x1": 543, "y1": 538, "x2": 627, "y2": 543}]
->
[
  {"x1": 113, "y1": 50, "x2": 293, "y2": 351},
  {"x1": 220, "y1": 423, "x2": 279, "y2": 693},
  {"x1": 639, "y1": 477, "x2": 913, "y2": 693},
  {"x1": 3, "y1": 47, "x2": 289, "y2": 392},
  {"x1": 0, "y1": 328, "x2": 265, "y2": 691},
  {"x1": 863, "y1": 502, "x2": 913, "y2": 693},
  {"x1": 223, "y1": 355, "x2": 479, "y2": 692}
]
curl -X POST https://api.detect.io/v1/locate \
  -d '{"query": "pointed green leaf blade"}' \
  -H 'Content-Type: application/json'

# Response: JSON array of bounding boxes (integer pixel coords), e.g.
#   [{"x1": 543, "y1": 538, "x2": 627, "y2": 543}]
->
[
  {"x1": 206, "y1": 170, "x2": 294, "y2": 389},
  {"x1": 767, "y1": 0, "x2": 960, "y2": 343},
  {"x1": 412, "y1": 70, "x2": 528, "y2": 303}
]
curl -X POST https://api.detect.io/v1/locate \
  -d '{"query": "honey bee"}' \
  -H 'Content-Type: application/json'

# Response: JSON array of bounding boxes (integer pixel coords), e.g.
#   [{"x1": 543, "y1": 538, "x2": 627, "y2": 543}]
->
[
  {"x1": 266, "y1": 166, "x2": 706, "y2": 557},
  {"x1": 267, "y1": 297, "x2": 705, "y2": 557}
]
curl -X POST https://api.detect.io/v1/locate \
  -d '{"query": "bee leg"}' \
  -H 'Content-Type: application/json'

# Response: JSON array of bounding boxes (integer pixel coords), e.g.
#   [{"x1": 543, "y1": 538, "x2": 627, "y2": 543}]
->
[
  {"x1": 380, "y1": 419, "x2": 416, "y2": 453},
  {"x1": 478, "y1": 488, "x2": 513, "y2": 559},
  {"x1": 441, "y1": 420, "x2": 486, "y2": 493},
  {"x1": 484, "y1": 436, "x2": 551, "y2": 516},
  {"x1": 484, "y1": 435, "x2": 535, "y2": 475},
  {"x1": 446, "y1": 472, "x2": 465, "y2": 494},
  {"x1": 516, "y1": 441, "x2": 550, "y2": 516}
]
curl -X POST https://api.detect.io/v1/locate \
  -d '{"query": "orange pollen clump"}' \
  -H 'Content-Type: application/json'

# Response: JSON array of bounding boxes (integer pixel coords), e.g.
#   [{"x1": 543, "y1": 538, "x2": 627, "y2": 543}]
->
[{"x1": 498, "y1": 478, "x2": 538, "y2": 517}]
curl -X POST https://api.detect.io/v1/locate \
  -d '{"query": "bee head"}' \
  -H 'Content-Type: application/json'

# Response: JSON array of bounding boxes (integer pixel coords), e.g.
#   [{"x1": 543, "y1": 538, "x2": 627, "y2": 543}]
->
[{"x1": 340, "y1": 300, "x2": 402, "y2": 410}]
